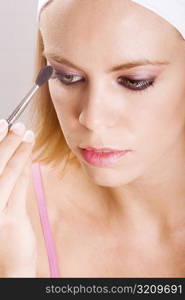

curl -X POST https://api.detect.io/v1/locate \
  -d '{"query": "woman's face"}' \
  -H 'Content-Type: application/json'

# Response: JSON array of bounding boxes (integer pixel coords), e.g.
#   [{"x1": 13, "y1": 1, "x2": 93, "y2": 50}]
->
[{"x1": 40, "y1": 0, "x2": 185, "y2": 187}]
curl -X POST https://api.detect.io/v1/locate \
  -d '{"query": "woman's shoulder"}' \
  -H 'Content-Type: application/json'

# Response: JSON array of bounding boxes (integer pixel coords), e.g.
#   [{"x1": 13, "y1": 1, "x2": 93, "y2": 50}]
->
[
  {"x1": 25, "y1": 159, "x2": 69, "y2": 277},
  {"x1": 26, "y1": 159, "x2": 61, "y2": 215},
  {"x1": 25, "y1": 156, "x2": 79, "y2": 222}
]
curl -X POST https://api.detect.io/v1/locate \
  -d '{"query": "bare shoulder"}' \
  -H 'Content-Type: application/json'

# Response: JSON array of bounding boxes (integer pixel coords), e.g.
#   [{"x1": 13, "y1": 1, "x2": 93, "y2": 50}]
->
[
  {"x1": 24, "y1": 157, "x2": 83, "y2": 277},
  {"x1": 25, "y1": 158, "x2": 68, "y2": 229},
  {"x1": 25, "y1": 153, "x2": 78, "y2": 217},
  {"x1": 25, "y1": 159, "x2": 68, "y2": 277}
]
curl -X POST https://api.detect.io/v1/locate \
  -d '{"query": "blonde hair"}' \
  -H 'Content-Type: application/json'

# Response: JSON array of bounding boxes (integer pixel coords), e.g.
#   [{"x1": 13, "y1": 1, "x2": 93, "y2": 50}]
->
[{"x1": 29, "y1": 27, "x2": 80, "y2": 179}]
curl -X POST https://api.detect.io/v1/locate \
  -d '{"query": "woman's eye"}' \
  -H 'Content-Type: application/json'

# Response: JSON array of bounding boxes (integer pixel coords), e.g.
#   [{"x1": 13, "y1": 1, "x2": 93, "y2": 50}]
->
[
  {"x1": 117, "y1": 77, "x2": 155, "y2": 91},
  {"x1": 52, "y1": 70, "x2": 84, "y2": 85},
  {"x1": 52, "y1": 69, "x2": 155, "y2": 92}
]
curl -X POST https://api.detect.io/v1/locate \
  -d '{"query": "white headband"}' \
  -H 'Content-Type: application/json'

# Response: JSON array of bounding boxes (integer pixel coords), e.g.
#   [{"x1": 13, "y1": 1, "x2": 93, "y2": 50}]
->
[{"x1": 37, "y1": 0, "x2": 185, "y2": 38}]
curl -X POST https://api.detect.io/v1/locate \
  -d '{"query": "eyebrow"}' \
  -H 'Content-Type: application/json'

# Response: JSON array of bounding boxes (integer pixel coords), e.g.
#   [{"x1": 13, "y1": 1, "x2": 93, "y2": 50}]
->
[{"x1": 42, "y1": 50, "x2": 169, "y2": 72}]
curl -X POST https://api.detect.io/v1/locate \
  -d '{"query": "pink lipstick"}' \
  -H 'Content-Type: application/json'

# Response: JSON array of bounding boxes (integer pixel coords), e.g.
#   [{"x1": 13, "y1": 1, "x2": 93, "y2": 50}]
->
[{"x1": 80, "y1": 147, "x2": 129, "y2": 167}]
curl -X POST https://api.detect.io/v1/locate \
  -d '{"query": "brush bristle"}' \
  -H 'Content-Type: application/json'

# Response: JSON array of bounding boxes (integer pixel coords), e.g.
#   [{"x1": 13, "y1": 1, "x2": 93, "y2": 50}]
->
[{"x1": 35, "y1": 65, "x2": 54, "y2": 87}]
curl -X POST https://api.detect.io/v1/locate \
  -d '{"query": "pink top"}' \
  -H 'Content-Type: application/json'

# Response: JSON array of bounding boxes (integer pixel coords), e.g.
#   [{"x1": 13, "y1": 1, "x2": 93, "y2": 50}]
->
[{"x1": 31, "y1": 162, "x2": 60, "y2": 278}]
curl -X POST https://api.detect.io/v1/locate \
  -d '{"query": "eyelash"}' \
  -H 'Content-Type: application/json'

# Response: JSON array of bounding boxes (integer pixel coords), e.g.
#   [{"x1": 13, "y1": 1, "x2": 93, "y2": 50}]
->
[{"x1": 52, "y1": 70, "x2": 155, "y2": 92}]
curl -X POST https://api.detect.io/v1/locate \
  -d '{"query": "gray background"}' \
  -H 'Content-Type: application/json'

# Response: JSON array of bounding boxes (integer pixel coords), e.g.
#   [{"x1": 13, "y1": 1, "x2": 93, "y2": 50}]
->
[{"x1": 0, "y1": 0, "x2": 38, "y2": 125}]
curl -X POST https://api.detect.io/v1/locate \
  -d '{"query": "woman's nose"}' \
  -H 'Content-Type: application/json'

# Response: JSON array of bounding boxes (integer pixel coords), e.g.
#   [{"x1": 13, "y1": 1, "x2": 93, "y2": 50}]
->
[{"x1": 78, "y1": 86, "x2": 118, "y2": 131}]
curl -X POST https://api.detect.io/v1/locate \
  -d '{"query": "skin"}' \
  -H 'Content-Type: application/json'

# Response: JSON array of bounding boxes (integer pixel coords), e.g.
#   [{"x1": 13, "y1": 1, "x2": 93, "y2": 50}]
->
[{"x1": 39, "y1": 0, "x2": 185, "y2": 247}]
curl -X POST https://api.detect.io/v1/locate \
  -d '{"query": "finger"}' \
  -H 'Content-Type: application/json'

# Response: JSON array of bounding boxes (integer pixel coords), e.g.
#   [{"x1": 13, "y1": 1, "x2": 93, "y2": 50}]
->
[
  {"x1": 0, "y1": 140, "x2": 34, "y2": 211},
  {"x1": 0, "y1": 119, "x2": 9, "y2": 142},
  {"x1": 0, "y1": 123, "x2": 26, "y2": 175},
  {"x1": 7, "y1": 156, "x2": 32, "y2": 215}
]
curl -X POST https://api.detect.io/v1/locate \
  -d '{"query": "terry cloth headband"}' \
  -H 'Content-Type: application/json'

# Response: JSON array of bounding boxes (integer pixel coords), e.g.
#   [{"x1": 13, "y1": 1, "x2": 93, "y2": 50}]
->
[{"x1": 37, "y1": 0, "x2": 185, "y2": 39}]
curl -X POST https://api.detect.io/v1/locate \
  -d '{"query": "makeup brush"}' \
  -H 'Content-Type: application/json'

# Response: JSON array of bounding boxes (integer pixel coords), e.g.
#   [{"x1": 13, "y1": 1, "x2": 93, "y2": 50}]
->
[{"x1": 6, "y1": 65, "x2": 54, "y2": 130}]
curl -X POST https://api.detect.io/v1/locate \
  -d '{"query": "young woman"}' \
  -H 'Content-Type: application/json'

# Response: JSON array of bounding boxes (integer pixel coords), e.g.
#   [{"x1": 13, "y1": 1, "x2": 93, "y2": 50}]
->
[{"x1": 0, "y1": 0, "x2": 185, "y2": 277}]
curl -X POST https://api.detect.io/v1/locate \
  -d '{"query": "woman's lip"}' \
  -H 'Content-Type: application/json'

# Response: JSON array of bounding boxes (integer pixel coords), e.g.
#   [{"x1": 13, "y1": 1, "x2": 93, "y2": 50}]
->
[
  {"x1": 81, "y1": 147, "x2": 126, "y2": 151},
  {"x1": 79, "y1": 148, "x2": 129, "y2": 167}
]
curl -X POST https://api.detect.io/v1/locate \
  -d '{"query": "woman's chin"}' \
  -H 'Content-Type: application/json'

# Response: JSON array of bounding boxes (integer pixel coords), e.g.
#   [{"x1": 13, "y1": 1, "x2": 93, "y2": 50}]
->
[{"x1": 80, "y1": 163, "x2": 140, "y2": 187}]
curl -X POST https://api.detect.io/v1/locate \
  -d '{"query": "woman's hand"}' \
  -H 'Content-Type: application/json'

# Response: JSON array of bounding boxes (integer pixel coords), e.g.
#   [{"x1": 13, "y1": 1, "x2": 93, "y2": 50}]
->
[{"x1": 0, "y1": 120, "x2": 37, "y2": 277}]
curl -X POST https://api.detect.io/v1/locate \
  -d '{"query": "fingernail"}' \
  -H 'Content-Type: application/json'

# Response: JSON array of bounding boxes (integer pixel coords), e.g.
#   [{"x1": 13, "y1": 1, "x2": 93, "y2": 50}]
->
[
  {"x1": 22, "y1": 130, "x2": 35, "y2": 143},
  {"x1": 10, "y1": 122, "x2": 26, "y2": 136},
  {"x1": 0, "y1": 119, "x2": 8, "y2": 132}
]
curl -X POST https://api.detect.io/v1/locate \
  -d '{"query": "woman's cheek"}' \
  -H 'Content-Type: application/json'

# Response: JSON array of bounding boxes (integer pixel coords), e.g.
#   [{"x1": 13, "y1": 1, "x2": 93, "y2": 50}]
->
[
  {"x1": 49, "y1": 82, "x2": 81, "y2": 111},
  {"x1": 49, "y1": 82, "x2": 66, "y2": 105},
  {"x1": 48, "y1": 85, "x2": 78, "y2": 131}
]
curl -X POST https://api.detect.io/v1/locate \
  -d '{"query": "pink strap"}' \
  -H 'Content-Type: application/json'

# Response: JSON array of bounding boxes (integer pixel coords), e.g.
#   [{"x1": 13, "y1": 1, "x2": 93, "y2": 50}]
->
[{"x1": 31, "y1": 162, "x2": 60, "y2": 277}]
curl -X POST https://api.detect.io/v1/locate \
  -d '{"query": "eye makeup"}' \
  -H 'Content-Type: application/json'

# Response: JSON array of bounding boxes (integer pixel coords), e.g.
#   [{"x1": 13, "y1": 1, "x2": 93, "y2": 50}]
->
[
  {"x1": 51, "y1": 68, "x2": 84, "y2": 85},
  {"x1": 51, "y1": 65, "x2": 156, "y2": 92},
  {"x1": 48, "y1": 54, "x2": 161, "y2": 93}
]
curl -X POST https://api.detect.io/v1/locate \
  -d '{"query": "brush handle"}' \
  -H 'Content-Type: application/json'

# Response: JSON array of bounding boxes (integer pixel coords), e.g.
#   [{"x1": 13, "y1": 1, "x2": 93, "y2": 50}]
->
[{"x1": 6, "y1": 84, "x2": 39, "y2": 130}]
